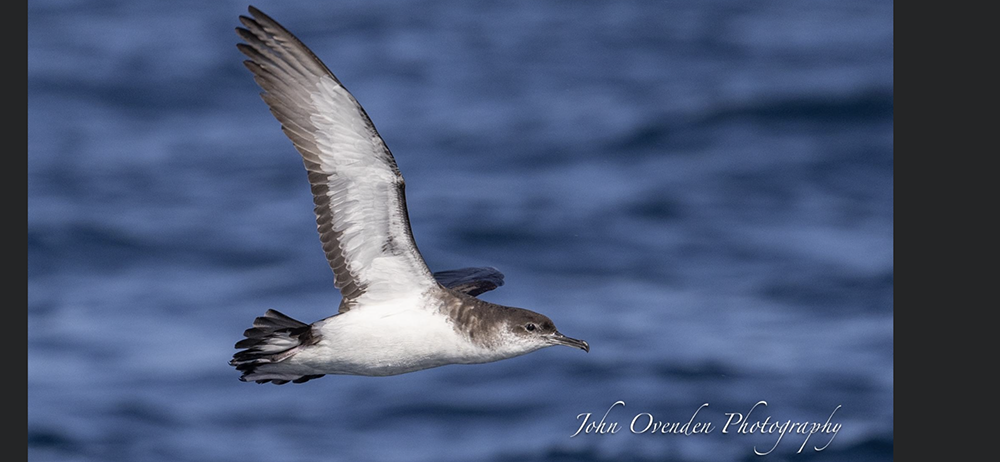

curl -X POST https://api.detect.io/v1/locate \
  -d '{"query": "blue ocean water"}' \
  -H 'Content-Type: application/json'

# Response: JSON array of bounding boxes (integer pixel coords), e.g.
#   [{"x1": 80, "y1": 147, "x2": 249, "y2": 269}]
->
[{"x1": 28, "y1": 1, "x2": 893, "y2": 461}]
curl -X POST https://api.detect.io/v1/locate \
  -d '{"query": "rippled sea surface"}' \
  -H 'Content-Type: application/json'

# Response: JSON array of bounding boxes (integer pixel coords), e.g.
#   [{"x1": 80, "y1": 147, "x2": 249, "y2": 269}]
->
[{"x1": 29, "y1": 1, "x2": 893, "y2": 460}]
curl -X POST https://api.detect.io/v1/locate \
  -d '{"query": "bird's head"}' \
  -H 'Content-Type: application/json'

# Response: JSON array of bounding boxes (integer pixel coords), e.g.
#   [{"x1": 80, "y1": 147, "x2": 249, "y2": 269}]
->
[{"x1": 497, "y1": 308, "x2": 590, "y2": 356}]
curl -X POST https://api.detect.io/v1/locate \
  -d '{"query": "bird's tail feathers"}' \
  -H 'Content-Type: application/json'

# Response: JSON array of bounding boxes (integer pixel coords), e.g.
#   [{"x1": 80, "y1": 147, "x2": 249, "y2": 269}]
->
[{"x1": 230, "y1": 309, "x2": 324, "y2": 384}]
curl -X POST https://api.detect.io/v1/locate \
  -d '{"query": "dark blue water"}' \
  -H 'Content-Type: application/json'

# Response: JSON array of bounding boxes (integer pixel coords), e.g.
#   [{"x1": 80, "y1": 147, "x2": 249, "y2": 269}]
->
[{"x1": 28, "y1": 1, "x2": 893, "y2": 460}]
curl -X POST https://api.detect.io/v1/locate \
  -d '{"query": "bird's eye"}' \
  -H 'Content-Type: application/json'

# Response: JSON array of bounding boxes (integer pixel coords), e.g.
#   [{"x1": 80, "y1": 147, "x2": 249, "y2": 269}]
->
[{"x1": 525, "y1": 323, "x2": 536, "y2": 332}]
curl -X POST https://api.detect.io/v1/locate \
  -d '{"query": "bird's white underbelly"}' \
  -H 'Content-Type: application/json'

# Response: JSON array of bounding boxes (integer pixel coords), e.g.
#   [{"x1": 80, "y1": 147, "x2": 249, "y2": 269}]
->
[{"x1": 293, "y1": 300, "x2": 489, "y2": 376}]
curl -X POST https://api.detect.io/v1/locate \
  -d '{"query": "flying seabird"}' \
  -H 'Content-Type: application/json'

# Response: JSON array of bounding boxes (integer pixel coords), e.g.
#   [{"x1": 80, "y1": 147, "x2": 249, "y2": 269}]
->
[{"x1": 230, "y1": 6, "x2": 589, "y2": 384}]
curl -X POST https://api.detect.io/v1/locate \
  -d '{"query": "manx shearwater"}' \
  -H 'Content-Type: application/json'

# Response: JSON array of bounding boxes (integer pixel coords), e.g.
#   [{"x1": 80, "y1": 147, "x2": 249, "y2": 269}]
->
[{"x1": 230, "y1": 6, "x2": 589, "y2": 384}]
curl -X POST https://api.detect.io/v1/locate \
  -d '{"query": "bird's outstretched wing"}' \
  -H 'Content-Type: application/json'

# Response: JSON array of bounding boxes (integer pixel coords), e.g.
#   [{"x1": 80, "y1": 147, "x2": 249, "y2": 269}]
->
[
  {"x1": 433, "y1": 267, "x2": 505, "y2": 297},
  {"x1": 237, "y1": 6, "x2": 436, "y2": 312}
]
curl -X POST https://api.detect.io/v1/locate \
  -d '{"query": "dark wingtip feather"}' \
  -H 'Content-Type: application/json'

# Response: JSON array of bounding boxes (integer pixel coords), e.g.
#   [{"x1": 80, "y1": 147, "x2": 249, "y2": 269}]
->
[{"x1": 433, "y1": 267, "x2": 506, "y2": 297}]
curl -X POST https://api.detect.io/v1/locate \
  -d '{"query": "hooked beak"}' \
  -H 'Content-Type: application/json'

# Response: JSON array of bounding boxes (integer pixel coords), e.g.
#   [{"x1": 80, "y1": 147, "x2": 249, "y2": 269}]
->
[{"x1": 550, "y1": 331, "x2": 590, "y2": 352}]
